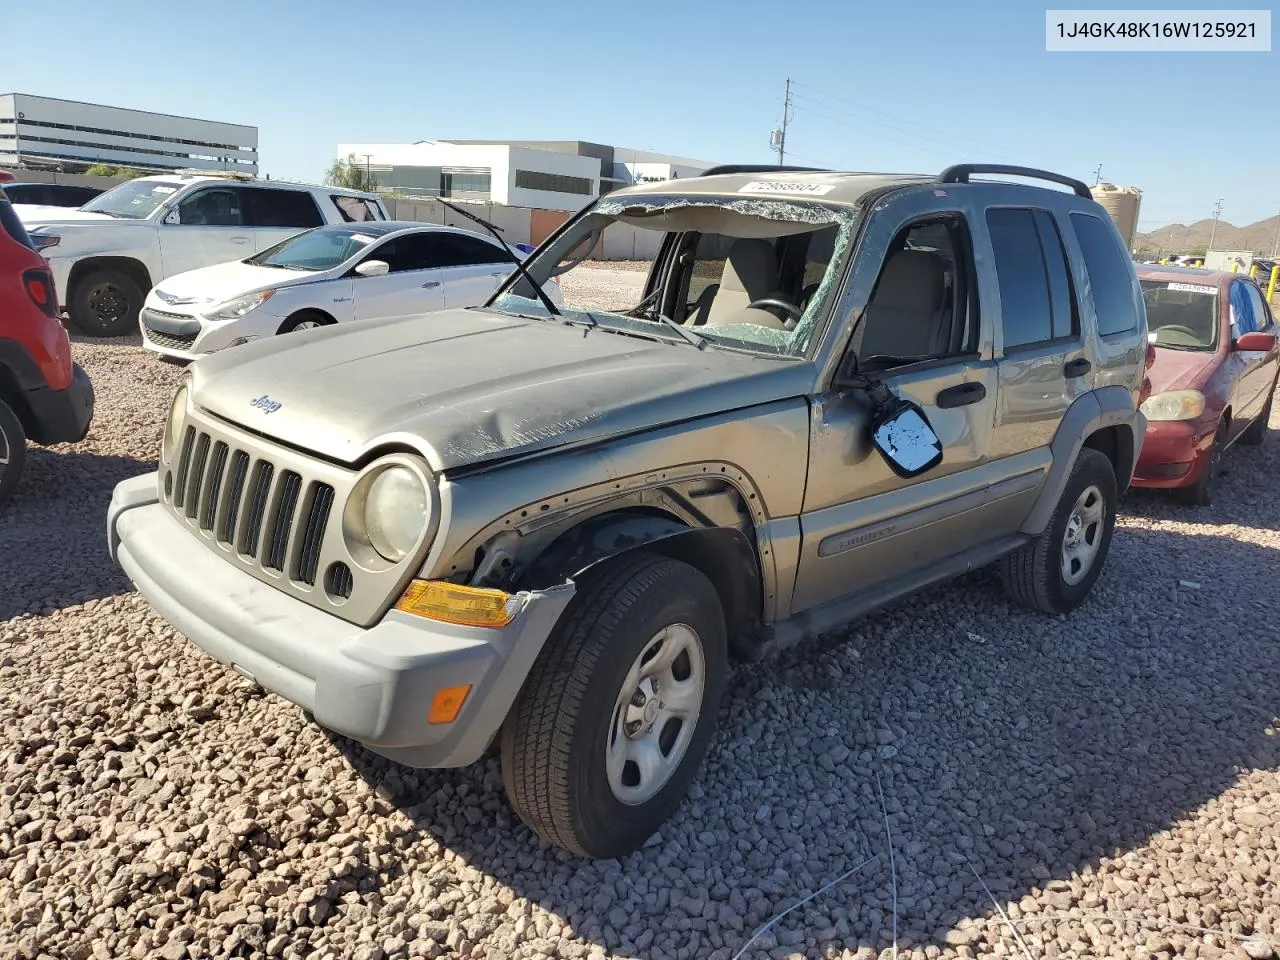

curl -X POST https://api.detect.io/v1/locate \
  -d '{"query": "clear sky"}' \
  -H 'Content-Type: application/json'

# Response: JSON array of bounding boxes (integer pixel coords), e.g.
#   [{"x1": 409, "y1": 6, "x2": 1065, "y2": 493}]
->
[{"x1": 4, "y1": 0, "x2": 1275, "y2": 230}]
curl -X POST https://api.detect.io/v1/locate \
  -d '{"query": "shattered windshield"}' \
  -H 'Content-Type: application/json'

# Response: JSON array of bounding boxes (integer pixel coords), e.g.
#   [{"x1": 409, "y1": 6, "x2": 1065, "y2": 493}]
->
[{"x1": 489, "y1": 194, "x2": 857, "y2": 358}]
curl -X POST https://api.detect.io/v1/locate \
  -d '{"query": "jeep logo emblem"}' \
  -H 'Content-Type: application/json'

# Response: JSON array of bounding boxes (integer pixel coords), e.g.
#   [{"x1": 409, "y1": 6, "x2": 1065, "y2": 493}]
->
[{"x1": 250, "y1": 395, "x2": 281, "y2": 414}]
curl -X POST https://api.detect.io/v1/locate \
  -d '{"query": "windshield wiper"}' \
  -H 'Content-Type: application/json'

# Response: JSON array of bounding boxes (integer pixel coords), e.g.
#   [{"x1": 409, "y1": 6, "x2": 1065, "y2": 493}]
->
[
  {"x1": 433, "y1": 197, "x2": 561, "y2": 317},
  {"x1": 649, "y1": 311, "x2": 708, "y2": 348}
]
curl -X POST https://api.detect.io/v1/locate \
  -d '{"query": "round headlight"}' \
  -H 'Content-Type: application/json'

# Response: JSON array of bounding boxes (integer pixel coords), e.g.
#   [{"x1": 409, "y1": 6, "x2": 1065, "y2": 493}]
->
[
  {"x1": 364, "y1": 466, "x2": 429, "y2": 562},
  {"x1": 162, "y1": 385, "x2": 188, "y2": 461}
]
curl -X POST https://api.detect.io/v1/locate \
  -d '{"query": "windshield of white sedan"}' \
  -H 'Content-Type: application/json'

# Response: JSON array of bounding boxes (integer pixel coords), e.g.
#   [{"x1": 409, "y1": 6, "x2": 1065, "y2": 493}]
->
[
  {"x1": 247, "y1": 225, "x2": 379, "y2": 271},
  {"x1": 81, "y1": 180, "x2": 181, "y2": 219},
  {"x1": 1140, "y1": 279, "x2": 1218, "y2": 351},
  {"x1": 491, "y1": 196, "x2": 855, "y2": 357}
]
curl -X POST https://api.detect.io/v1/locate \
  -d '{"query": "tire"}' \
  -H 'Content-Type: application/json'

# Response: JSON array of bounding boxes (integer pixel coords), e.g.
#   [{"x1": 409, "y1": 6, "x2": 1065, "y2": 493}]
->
[
  {"x1": 1000, "y1": 447, "x2": 1117, "y2": 615},
  {"x1": 278, "y1": 311, "x2": 334, "y2": 334},
  {"x1": 70, "y1": 269, "x2": 143, "y2": 337},
  {"x1": 1175, "y1": 422, "x2": 1225, "y2": 506},
  {"x1": 0, "y1": 398, "x2": 28, "y2": 506},
  {"x1": 500, "y1": 552, "x2": 727, "y2": 859},
  {"x1": 1238, "y1": 389, "x2": 1273, "y2": 447}
]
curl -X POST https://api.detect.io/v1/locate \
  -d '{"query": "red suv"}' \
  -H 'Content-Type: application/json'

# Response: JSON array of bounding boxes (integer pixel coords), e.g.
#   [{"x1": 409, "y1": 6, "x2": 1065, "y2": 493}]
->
[{"x1": 0, "y1": 186, "x2": 94, "y2": 504}]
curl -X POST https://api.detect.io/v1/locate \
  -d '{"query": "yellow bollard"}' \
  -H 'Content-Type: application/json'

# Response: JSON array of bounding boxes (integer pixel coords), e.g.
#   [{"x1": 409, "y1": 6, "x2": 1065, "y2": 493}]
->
[
  {"x1": 1249, "y1": 264, "x2": 1259, "y2": 279},
  {"x1": 1268, "y1": 265, "x2": 1279, "y2": 303}
]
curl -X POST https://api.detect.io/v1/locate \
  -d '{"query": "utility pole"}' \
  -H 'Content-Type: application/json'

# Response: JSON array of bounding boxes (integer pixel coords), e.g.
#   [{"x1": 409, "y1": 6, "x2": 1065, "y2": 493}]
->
[
  {"x1": 769, "y1": 78, "x2": 792, "y2": 164},
  {"x1": 1208, "y1": 198, "x2": 1224, "y2": 252},
  {"x1": 1092, "y1": 163, "x2": 1103, "y2": 185},
  {"x1": 362, "y1": 153, "x2": 373, "y2": 188}
]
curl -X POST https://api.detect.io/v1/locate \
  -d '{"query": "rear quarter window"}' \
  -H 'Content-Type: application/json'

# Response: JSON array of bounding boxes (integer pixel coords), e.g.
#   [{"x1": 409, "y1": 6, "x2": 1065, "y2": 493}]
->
[
  {"x1": 244, "y1": 188, "x2": 324, "y2": 228},
  {"x1": 1071, "y1": 212, "x2": 1142, "y2": 337},
  {"x1": 0, "y1": 197, "x2": 35, "y2": 251}
]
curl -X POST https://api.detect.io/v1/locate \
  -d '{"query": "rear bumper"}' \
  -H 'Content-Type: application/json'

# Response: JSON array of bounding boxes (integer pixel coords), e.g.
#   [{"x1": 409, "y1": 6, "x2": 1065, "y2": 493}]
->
[
  {"x1": 1131, "y1": 419, "x2": 1215, "y2": 488},
  {"x1": 25, "y1": 363, "x2": 94, "y2": 445},
  {"x1": 108, "y1": 472, "x2": 575, "y2": 768}
]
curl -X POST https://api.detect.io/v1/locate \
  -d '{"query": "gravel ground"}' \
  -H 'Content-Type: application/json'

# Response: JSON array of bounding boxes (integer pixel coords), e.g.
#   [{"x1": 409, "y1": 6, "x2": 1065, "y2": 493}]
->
[{"x1": 3, "y1": 268, "x2": 1280, "y2": 960}]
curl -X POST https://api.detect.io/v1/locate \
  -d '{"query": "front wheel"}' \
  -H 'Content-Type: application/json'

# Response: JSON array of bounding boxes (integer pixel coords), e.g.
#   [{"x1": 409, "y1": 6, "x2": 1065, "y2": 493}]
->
[
  {"x1": 1238, "y1": 390, "x2": 1273, "y2": 447},
  {"x1": 1175, "y1": 422, "x2": 1225, "y2": 506},
  {"x1": 0, "y1": 398, "x2": 28, "y2": 506},
  {"x1": 1000, "y1": 447, "x2": 1117, "y2": 614},
  {"x1": 70, "y1": 269, "x2": 143, "y2": 337},
  {"x1": 501, "y1": 553, "x2": 727, "y2": 859},
  {"x1": 278, "y1": 311, "x2": 334, "y2": 334}
]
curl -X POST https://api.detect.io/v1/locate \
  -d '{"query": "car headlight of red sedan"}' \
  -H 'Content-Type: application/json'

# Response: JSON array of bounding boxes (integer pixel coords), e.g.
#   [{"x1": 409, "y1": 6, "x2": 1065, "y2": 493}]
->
[{"x1": 1139, "y1": 389, "x2": 1206, "y2": 421}]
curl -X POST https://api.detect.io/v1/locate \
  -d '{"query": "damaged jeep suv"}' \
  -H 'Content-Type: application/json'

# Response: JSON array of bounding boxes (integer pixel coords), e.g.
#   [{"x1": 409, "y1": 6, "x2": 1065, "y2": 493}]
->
[{"x1": 108, "y1": 163, "x2": 1148, "y2": 858}]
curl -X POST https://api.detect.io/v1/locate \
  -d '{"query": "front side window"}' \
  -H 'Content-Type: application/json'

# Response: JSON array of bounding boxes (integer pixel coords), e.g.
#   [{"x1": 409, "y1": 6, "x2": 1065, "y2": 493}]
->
[
  {"x1": 1071, "y1": 212, "x2": 1141, "y2": 336},
  {"x1": 1139, "y1": 279, "x2": 1218, "y2": 351},
  {"x1": 244, "y1": 188, "x2": 323, "y2": 229},
  {"x1": 852, "y1": 217, "x2": 978, "y2": 369},
  {"x1": 176, "y1": 187, "x2": 245, "y2": 226},
  {"x1": 83, "y1": 179, "x2": 182, "y2": 219},
  {"x1": 490, "y1": 195, "x2": 856, "y2": 358},
  {"x1": 1245, "y1": 282, "x2": 1274, "y2": 331},
  {"x1": 362, "y1": 234, "x2": 437, "y2": 273},
  {"x1": 247, "y1": 225, "x2": 379, "y2": 272}
]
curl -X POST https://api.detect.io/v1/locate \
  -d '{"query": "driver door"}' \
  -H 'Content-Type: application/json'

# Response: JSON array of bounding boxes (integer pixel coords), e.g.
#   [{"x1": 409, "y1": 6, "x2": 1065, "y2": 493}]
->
[
  {"x1": 350, "y1": 234, "x2": 446, "y2": 321},
  {"x1": 159, "y1": 186, "x2": 254, "y2": 278}
]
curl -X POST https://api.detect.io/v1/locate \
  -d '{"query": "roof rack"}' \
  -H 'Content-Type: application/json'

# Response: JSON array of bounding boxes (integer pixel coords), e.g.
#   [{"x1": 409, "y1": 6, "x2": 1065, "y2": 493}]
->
[
  {"x1": 936, "y1": 164, "x2": 1092, "y2": 199},
  {"x1": 171, "y1": 168, "x2": 257, "y2": 181},
  {"x1": 699, "y1": 164, "x2": 831, "y2": 177}
]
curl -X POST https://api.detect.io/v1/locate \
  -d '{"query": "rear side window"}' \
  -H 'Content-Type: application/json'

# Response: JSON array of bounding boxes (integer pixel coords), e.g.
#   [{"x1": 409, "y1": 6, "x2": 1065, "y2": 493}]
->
[
  {"x1": 427, "y1": 233, "x2": 507, "y2": 266},
  {"x1": 1071, "y1": 213, "x2": 1141, "y2": 336},
  {"x1": 331, "y1": 195, "x2": 382, "y2": 222},
  {"x1": 244, "y1": 188, "x2": 324, "y2": 228},
  {"x1": 0, "y1": 197, "x2": 36, "y2": 251},
  {"x1": 986, "y1": 208, "x2": 1077, "y2": 350}
]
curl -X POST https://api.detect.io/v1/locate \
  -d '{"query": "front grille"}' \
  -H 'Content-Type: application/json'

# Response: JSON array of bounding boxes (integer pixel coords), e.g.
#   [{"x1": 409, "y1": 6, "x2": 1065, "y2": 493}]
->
[
  {"x1": 142, "y1": 315, "x2": 198, "y2": 351},
  {"x1": 168, "y1": 426, "x2": 335, "y2": 587}
]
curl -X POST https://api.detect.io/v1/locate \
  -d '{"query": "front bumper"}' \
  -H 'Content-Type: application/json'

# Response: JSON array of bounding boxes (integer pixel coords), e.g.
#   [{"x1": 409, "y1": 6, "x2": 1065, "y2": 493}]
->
[
  {"x1": 1131, "y1": 418, "x2": 1215, "y2": 489},
  {"x1": 26, "y1": 363, "x2": 94, "y2": 445},
  {"x1": 139, "y1": 305, "x2": 272, "y2": 360},
  {"x1": 107, "y1": 472, "x2": 575, "y2": 768}
]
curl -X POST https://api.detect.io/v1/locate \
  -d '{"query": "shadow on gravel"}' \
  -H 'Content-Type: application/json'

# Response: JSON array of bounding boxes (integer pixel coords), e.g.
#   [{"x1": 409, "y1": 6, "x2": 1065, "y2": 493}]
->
[
  {"x1": 0, "y1": 449, "x2": 152, "y2": 620},
  {"x1": 318, "y1": 526, "x2": 1280, "y2": 958}
]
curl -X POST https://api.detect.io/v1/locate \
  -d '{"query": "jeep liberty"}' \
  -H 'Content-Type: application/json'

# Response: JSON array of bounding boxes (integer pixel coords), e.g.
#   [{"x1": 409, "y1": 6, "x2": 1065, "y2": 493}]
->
[{"x1": 108, "y1": 163, "x2": 1149, "y2": 858}]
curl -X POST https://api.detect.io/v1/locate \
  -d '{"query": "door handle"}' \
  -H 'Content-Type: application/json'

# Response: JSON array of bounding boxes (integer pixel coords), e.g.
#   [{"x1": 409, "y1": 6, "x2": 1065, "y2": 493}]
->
[
  {"x1": 1064, "y1": 357, "x2": 1092, "y2": 377},
  {"x1": 936, "y1": 382, "x2": 986, "y2": 408},
  {"x1": 230, "y1": 236, "x2": 250, "y2": 244},
  {"x1": 422, "y1": 281, "x2": 441, "y2": 289}
]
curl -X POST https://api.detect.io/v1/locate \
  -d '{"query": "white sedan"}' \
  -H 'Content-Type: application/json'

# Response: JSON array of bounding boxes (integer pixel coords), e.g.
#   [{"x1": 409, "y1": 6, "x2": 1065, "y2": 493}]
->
[{"x1": 138, "y1": 221, "x2": 562, "y2": 360}]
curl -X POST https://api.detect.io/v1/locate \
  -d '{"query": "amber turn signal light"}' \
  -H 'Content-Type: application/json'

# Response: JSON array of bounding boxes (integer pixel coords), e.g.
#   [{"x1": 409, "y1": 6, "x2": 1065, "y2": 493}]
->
[
  {"x1": 395, "y1": 580, "x2": 523, "y2": 628},
  {"x1": 428, "y1": 684, "x2": 472, "y2": 724}
]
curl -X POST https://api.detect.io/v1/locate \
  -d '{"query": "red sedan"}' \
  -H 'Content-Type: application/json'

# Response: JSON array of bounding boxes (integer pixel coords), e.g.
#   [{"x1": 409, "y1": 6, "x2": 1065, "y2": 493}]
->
[{"x1": 1132, "y1": 265, "x2": 1279, "y2": 505}]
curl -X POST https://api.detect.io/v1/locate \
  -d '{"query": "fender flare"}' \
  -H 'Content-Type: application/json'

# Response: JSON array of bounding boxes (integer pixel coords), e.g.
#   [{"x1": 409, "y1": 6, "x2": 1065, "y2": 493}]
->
[
  {"x1": 523, "y1": 510, "x2": 763, "y2": 650},
  {"x1": 1020, "y1": 386, "x2": 1145, "y2": 536}
]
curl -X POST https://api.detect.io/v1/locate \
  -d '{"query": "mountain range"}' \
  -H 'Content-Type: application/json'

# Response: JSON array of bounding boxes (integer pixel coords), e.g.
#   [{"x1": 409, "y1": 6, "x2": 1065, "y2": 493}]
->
[{"x1": 1135, "y1": 214, "x2": 1280, "y2": 256}]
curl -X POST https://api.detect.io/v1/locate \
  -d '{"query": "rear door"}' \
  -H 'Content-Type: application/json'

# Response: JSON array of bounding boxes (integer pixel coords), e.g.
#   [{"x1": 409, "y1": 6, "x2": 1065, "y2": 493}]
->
[
  {"x1": 987, "y1": 207, "x2": 1093, "y2": 464},
  {"x1": 242, "y1": 187, "x2": 325, "y2": 251},
  {"x1": 428, "y1": 233, "x2": 513, "y2": 307},
  {"x1": 350, "y1": 233, "x2": 446, "y2": 320}
]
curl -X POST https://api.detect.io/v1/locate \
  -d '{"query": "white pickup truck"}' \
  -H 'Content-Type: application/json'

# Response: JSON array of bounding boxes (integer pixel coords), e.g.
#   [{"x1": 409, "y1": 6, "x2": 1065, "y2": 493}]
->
[{"x1": 18, "y1": 173, "x2": 389, "y2": 336}]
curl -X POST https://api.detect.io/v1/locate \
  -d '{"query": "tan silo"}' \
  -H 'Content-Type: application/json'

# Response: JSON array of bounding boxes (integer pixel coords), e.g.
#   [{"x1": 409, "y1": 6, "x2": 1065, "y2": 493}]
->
[{"x1": 1090, "y1": 183, "x2": 1143, "y2": 251}]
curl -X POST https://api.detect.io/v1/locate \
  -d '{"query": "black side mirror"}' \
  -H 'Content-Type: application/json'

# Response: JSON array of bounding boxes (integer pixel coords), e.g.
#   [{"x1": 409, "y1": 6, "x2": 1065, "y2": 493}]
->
[{"x1": 872, "y1": 400, "x2": 943, "y2": 478}]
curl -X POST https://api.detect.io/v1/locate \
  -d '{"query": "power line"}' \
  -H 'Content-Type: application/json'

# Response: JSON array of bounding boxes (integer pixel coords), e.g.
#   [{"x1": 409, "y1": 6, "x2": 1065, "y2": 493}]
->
[
  {"x1": 790, "y1": 81, "x2": 1041, "y2": 161},
  {"x1": 791, "y1": 103, "x2": 960, "y2": 160}
]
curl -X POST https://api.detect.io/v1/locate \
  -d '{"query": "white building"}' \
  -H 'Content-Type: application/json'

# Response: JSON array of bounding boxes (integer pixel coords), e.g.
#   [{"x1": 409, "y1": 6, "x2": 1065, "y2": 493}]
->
[
  {"x1": 0, "y1": 93, "x2": 258, "y2": 174},
  {"x1": 338, "y1": 139, "x2": 716, "y2": 212}
]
